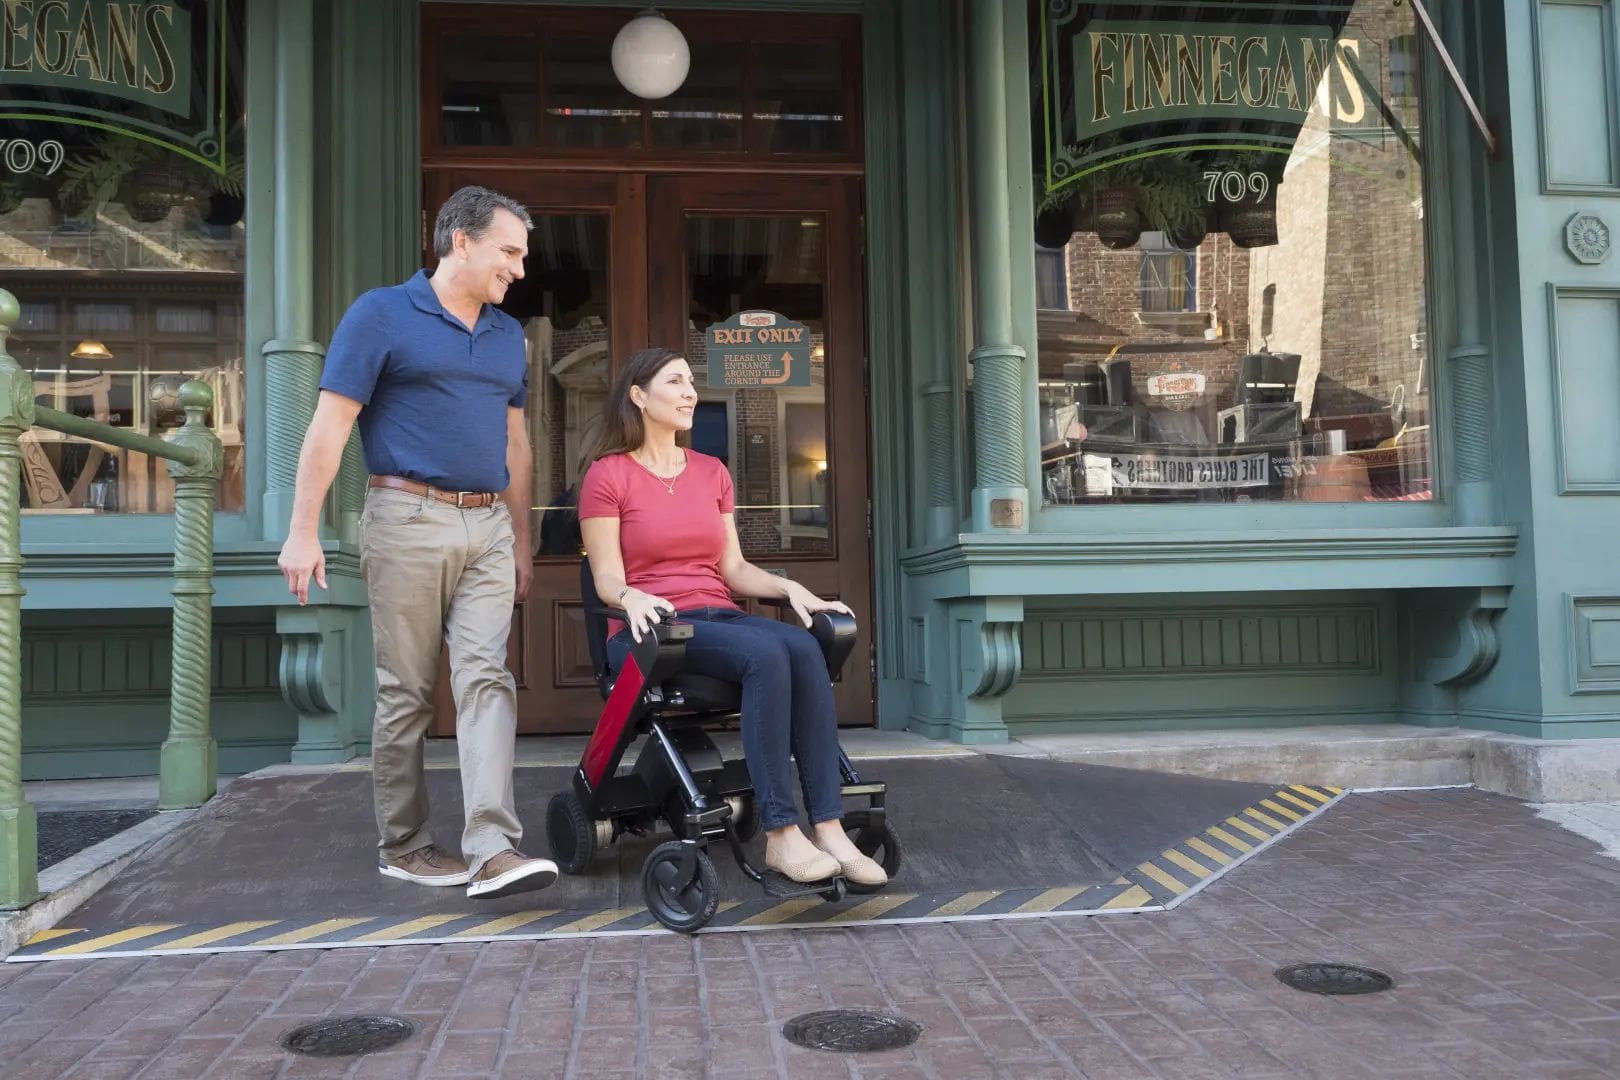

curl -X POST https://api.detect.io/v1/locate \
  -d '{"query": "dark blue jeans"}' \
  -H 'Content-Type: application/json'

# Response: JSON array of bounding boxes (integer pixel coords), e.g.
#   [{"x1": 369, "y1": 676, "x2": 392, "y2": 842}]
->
[{"x1": 607, "y1": 607, "x2": 843, "y2": 831}]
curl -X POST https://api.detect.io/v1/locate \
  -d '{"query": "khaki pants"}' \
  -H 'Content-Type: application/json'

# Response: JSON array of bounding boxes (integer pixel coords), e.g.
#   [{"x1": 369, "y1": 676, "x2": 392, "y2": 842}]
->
[{"x1": 360, "y1": 486, "x2": 521, "y2": 876}]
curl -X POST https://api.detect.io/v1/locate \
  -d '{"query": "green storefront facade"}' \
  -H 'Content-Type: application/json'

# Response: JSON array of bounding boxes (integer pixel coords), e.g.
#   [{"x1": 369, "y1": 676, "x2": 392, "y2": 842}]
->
[{"x1": 3, "y1": 0, "x2": 1618, "y2": 795}]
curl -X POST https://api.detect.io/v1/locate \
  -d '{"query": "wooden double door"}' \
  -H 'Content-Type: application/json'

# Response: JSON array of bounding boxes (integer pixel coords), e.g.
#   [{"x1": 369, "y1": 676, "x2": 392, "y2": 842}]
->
[{"x1": 427, "y1": 171, "x2": 873, "y2": 735}]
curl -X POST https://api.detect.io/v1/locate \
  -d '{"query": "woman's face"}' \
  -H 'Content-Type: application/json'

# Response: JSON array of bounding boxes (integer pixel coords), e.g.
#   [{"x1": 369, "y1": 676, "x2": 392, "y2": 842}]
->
[{"x1": 633, "y1": 357, "x2": 698, "y2": 433}]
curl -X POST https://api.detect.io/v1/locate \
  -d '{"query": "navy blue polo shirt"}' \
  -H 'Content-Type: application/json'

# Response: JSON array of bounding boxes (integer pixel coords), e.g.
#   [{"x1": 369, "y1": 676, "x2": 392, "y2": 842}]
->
[{"x1": 320, "y1": 270, "x2": 527, "y2": 493}]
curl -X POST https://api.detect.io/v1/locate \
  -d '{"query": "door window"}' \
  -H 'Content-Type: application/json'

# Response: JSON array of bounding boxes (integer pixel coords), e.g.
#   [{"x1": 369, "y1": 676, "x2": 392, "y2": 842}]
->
[{"x1": 679, "y1": 214, "x2": 831, "y2": 555}]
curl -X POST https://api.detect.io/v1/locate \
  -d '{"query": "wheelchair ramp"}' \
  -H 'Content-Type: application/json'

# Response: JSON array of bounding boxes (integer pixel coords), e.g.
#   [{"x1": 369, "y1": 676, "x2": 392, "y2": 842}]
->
[{"x1": 8, "y1": 756, "x2": 1343, "y2": 962}]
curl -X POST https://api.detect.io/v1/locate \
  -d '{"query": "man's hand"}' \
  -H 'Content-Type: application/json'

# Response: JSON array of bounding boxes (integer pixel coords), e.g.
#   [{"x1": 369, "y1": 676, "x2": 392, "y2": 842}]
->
[
  {"x1": 279, "y1": 533, "x2": 327, "y2": 606},
  {"x1": 514, "y1": 556, "x2": 533, "y2": 603}
]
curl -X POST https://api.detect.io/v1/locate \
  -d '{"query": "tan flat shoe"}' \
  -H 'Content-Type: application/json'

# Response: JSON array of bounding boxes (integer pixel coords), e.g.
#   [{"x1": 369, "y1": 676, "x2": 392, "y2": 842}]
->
[
  {"x1": 765, "y1": 846, "x2": 840, "y2": 883},
  {"x1": 817, "y1": 845, "x2": 888, "y2": 888}
]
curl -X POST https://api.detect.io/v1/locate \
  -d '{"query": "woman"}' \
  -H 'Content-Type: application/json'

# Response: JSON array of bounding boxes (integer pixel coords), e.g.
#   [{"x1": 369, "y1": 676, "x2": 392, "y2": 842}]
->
[{"x1": 578, "y1": 347, "x2": 886, "y2": 888}]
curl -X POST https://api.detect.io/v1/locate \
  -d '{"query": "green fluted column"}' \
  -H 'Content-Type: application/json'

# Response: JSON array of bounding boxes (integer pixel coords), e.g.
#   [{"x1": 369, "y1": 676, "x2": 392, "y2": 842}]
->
[
  {"x1": 261, "y1": 0, "x2": 325, "y2": 541},
  {"x1": 161, "y1": 383, "x2": 224, "y2": 810},
  {"x1": 0, "y1": 291, "x2": 37, "y2": 909},
  {"x1": 1442, "y1": 8, "x2": 1493, "y2": 527},
  {"x1": 967, "y1": 0, "x2": 1029, "y2": 532}
]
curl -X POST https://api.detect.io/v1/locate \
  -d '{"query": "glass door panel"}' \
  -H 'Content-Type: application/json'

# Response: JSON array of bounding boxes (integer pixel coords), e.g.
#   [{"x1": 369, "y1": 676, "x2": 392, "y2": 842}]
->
[
  {"x1": 649, "y1": 174, "x2": 872, "y2": 724},
  {"x1": 680, "y1": 213, "x2": 831, "y2": 557},
  {"x1": 503, "y1": 211, "x2": 612, "y2": 557}
]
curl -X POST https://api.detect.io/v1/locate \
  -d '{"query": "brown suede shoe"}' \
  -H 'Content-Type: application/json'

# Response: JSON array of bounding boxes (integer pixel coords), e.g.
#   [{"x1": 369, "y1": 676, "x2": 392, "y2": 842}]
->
[
  {"x1": 467, "y1": 849, "x2": 559, "y2": 899},
  {"x1": 378, "y1": 844, "x2": 471, "y2": 887}
]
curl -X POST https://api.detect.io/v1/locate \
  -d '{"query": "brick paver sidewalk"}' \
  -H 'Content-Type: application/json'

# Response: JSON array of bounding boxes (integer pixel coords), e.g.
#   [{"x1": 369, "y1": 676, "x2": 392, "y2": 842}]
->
[{"x1": 2, "y1": 788, "x2": 1619, "y2": 1079}]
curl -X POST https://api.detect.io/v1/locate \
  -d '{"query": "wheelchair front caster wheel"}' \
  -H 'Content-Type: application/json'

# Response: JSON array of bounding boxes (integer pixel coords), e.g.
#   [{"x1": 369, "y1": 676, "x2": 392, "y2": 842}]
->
[
  {"x1": 819, "y1": 877, "x2": 846, "y2": 903},
  {"x1": 546, "y1": 792, "x2": 596, "y2": 875},
  {"x1": 844, "y1": 819, "x2": 903, "y2": 894},
  {"x1": 642, "y1": 841, "x2": 720, "y2": 933}
]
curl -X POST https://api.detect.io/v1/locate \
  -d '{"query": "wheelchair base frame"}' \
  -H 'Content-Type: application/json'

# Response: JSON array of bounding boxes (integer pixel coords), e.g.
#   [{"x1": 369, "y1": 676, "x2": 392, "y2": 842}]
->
[{"x1": 569, "y1": 620, "x2": 886, "y2": 893}]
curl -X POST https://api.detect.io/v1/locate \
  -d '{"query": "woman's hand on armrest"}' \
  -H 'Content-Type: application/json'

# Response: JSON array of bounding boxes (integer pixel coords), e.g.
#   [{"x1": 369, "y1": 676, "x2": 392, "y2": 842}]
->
[
  {"x1": 621, "y1": 588, "x2": 677, "y2": 643},
  {"x1": 780, "y1": 580, "x2": 853, "y2": 629}
]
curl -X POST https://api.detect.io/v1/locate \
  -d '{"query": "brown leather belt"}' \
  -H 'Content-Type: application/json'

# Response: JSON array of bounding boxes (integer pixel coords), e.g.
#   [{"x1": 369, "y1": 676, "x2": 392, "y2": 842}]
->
[{"x1": 368, "y1": 475, "x2": 499, "y2": 508}]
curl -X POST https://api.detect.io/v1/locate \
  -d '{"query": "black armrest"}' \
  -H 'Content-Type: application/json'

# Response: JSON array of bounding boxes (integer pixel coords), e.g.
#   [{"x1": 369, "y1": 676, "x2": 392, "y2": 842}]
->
[
  {"x1": 582, "y1": 597, "x2": 629, "y2": 622},
  {"x1": 759, "y1": 599, "x2": 858, "y2": 681}
]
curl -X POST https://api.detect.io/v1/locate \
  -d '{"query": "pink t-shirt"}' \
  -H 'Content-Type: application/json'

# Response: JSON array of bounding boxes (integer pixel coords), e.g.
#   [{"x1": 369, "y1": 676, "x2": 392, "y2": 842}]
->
[{"x1": 578, "y1": 451, "x2": 740, "y2": 631}]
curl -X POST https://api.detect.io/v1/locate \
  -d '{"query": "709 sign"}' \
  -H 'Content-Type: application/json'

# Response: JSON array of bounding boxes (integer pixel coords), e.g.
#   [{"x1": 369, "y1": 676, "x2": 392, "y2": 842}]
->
[
  {"x1": 1, "y1": 139, "x2": 66, "y2": 176},
  {"x1": 1203, "y1": 170, "x2": 1270, "y2": 204}
]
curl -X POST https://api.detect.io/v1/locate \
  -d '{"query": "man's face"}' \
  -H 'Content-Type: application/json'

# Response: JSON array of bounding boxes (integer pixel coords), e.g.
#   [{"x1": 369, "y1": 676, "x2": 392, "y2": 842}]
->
[{"x1": 457, "y1": 207, "x2": 529, "y2": 304}]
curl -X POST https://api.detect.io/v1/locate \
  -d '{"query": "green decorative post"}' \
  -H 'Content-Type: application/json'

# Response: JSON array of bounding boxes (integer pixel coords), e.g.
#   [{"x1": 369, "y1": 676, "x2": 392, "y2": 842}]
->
[
  {"x1": 967, "y1": 0, "x2": 1030, "y2": 532},
  {"x1": 160, "y1": 381, "x2": 223, "y2": 810},
  {"x1": 0, "y1": 290, "x2": 37, "y2": 908}
]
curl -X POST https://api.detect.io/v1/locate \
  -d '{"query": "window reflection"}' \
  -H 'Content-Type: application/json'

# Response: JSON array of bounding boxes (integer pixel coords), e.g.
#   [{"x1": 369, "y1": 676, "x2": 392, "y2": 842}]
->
[
  {"x1": 440, "y1": 33, "x2": 539, "y2": 146},
  {"x1": 1033, "y1": 0, "x2": 1431, "y2": 506},
  {"x1": 683, "y1": 215, "x2": 830, "y2": 555},
  {"x1": 0, "y1": 0, "x2": 247, "y2": 515}
]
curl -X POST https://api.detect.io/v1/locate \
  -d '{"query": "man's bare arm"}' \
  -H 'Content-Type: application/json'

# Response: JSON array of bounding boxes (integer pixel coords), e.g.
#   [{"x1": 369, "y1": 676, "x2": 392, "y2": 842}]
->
[{"x1": 278, "y1": 390, "x2": 363, "y2": 603}]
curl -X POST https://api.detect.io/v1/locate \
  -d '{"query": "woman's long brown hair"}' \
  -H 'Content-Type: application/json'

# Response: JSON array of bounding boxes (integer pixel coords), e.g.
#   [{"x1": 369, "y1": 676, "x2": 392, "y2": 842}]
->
[{"x1": 588, "y1": 347, "x2": 685, "y2": 464}]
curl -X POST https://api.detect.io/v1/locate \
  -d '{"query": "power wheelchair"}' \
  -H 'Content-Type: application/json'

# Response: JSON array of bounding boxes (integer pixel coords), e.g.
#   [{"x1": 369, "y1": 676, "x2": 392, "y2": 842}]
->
[{"x1": 544, "y1": 558, "x2": 902, "y2": 933}]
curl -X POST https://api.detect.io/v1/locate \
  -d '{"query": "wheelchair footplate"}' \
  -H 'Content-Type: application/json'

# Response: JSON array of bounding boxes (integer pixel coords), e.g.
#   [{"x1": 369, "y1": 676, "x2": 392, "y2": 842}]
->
[{"x1": 759, "y1": 867, "x2": 846, "y2": 903}]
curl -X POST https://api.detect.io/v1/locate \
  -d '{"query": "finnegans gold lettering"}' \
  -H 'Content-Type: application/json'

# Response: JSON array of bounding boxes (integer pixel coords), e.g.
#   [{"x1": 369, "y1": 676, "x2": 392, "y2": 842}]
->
[
  {"x1": 1084, "y1": 27, "x2": 1360, "y2": 123},
  {"x1": 0, "y1": 0, "x2": 179, "y2": 95}
]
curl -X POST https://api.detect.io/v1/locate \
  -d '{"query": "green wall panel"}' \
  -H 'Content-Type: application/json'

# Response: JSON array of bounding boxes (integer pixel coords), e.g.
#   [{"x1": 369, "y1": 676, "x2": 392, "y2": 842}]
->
[
  {"x1": 22, "y1": 695, "x2": 295, "y2": 781},
  {"x1": 1535, "y1": 0, "x2": 1620, "y2": 192},
  {"x1": 1006, "y1": 593, "x2": 1397, "y2": 734},
  {"x1": 18, "y1": 614, "x2": 295, "y2": 780},
  {"x1": 1549, "y1": 287, "x2": 1620, "y2": 491},
  {"x1": 22, "y1": 629, "x2": 279, "y2": 699},
  {"x1": 1022, "y1": 604, "x2": 1378, "y2": 678}
]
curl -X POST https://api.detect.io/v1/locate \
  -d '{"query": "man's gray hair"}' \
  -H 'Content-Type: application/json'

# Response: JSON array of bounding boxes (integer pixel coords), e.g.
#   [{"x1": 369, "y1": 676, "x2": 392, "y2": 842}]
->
[{"x1": 432, "y1": 185, "x2": 533, "y2": 258}]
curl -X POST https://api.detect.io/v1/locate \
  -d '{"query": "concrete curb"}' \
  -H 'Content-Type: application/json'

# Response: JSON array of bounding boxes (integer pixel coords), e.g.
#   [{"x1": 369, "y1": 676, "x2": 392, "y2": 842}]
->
[{"x1": 0, "y1": 810, "x2": 193, "y2": 960}]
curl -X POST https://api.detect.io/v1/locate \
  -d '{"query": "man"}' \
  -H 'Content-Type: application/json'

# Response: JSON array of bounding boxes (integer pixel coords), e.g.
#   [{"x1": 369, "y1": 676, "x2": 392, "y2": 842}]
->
[{"x1": 277, "y1": 185, "x2": 556, "y2": 900}]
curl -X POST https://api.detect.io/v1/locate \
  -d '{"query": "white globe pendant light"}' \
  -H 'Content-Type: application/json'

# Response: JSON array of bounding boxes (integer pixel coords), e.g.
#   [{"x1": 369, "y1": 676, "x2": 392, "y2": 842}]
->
[{"x1": 611, "y1": 8, "x2": 691, "y2": 100}]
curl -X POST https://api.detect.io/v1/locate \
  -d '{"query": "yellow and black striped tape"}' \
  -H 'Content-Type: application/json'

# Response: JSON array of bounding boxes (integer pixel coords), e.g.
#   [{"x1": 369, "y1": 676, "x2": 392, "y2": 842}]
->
[{"x1": 7, "y1": 784, "x2": 1342, "y2": 962}]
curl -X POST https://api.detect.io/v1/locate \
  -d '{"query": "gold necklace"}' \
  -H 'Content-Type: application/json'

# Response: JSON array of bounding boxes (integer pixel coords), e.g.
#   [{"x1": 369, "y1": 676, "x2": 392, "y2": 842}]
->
[{"x1": 634, "y1": 451, "x2": 683, "y2": 495}]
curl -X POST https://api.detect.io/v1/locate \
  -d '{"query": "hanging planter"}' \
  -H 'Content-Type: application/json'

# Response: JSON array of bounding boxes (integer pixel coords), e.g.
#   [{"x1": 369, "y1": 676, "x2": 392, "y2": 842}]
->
[
  {"x1": 1165, "y1": 213, "x2": 1209, "y2": 251},
  {"x1": 1093, "y1": 185, "x2": 1141, "y2": 250},
  {"x1": 50, "y1": 184, "x2": 97, "y2": 221},
  {"x1": 202, "y1": 191, "x2": 245, "y2": 228},
  {"x1": 124, "y1": 161, "x2": 199, "y2": 223},
  {"x1": 1227, "y1": 201, "x2": 1278, "y2": 248},
  {"x1": 1033, "y1": 200, "x2": 1077, "y2": 250},
  {"x1": 1134, "y1": 153, "x2": 1207, "y2": 250}
]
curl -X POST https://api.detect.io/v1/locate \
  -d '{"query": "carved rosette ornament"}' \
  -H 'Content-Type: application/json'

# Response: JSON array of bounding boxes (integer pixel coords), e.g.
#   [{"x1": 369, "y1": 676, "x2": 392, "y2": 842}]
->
[{"x1": 1565, "y1": 212, "x2": 1611, "y2": 265}]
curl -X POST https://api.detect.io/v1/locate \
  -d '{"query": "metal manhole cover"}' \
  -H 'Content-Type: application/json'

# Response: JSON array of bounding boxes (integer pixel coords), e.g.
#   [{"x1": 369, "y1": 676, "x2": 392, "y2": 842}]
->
[
  {"x1": 782, "y1": 1009, "x2": 922, "y2": 1053},
  {"x1": 279, "y1": 1015, "x2": 417, "y2": 1057},
  {"x1": 1275, "y1": 963, "x2": 1394, "y2": 995}
]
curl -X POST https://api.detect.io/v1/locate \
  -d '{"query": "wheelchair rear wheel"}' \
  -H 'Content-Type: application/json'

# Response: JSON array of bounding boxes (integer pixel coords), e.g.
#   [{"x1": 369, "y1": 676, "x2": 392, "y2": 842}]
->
[
  {"x1": 546, "y1": 792, "x2": 599, "y2": 875},
  {"x1": 642, "y1": 841, "x2": 720, "y2": 933}
]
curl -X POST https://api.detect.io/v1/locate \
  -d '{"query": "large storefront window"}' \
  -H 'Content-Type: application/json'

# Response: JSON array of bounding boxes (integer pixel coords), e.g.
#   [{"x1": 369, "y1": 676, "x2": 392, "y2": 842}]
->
[
  {"x1": 1, "y1": 0, "x2": 246, "y2": 514},
  {"x1": 1033, "y1": 1, "x2": 1431, "y2": 505}
]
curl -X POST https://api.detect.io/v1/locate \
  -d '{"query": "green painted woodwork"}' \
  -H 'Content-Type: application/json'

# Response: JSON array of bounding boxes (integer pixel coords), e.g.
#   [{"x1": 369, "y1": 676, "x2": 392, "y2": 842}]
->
[
  {"x1": 0, "y1": 289, "x2": 224, "y2": 896},
  {"x1": 12, "y1": 0, "x2": 1620, "y2": 777},
  {"x1": 0, "y1": 288, "x2": 38, "y2": 909},
  {"x1": 160, "y1": 382, "x2": 224, "y2": 809},
  {"x1": 21, "y1": 609, "x2": 295, "y2": 780},
  {"x1": 262, "y1": 0, "x2": 324, "y2": 544},
  {"x1": 966, "y1": 0, "x2": 1029, "y2": 533}
]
